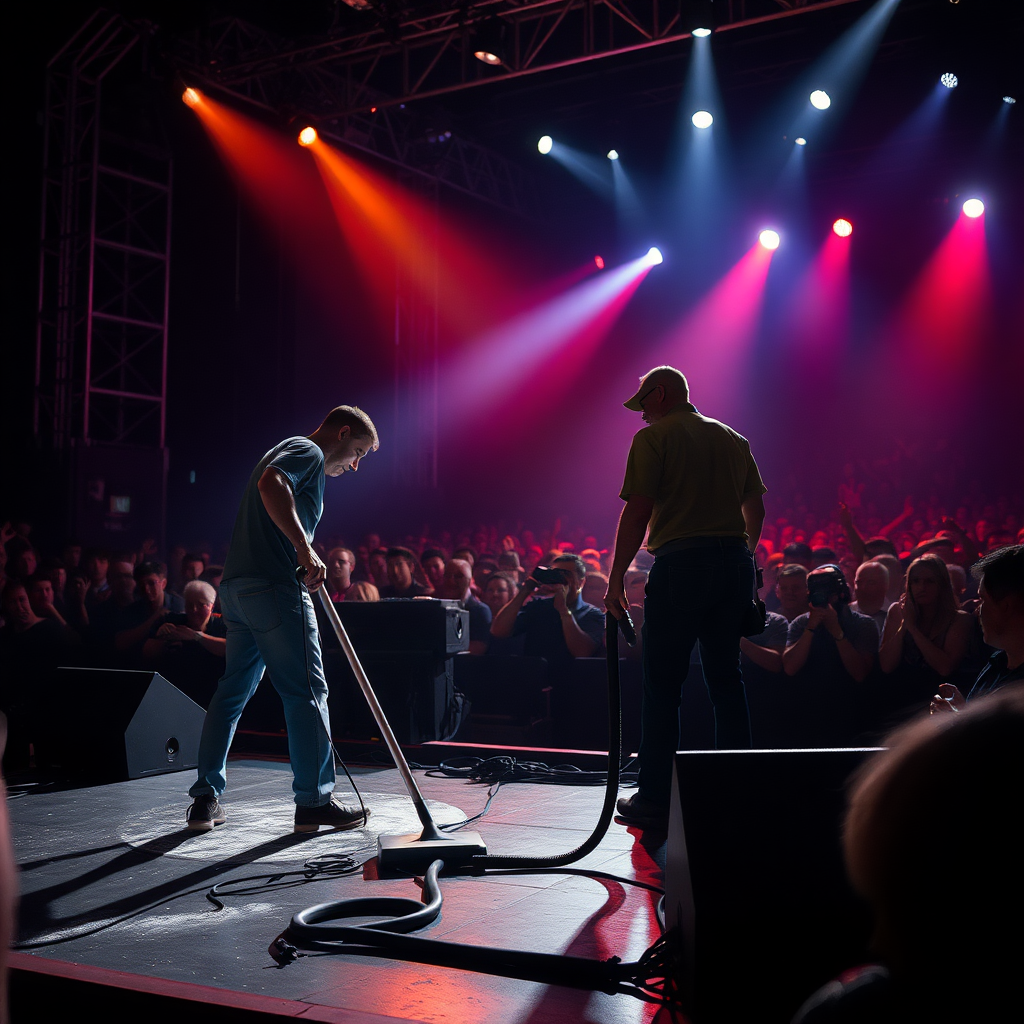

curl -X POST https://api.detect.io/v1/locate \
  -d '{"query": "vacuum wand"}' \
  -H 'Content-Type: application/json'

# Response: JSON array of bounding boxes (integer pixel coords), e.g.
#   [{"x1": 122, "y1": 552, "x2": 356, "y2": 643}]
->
[{"x1": 298, "y1": 567, "x2": 486, "y2": 871}]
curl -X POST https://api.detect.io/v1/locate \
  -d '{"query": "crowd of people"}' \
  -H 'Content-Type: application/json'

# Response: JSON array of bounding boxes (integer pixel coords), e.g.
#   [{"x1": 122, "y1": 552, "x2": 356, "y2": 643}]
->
[{"x1": 1, "y1": 484, "x2": 1022, "y2": 771}]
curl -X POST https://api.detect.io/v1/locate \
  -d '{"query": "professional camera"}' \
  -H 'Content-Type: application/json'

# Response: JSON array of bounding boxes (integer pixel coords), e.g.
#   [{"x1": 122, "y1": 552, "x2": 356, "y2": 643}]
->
[
  {"x1": 806, "y1": 564, "x2": 851, "y2": 607},
  {"x1": 531, "y1": 565, "x2": 570, "y2": 586}
]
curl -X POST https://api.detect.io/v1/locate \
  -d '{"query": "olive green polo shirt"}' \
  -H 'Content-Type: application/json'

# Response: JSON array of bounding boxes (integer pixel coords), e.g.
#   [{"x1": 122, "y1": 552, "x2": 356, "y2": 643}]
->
[{"x1": 619, "y1": 403, "x2": 766, "y2": 553}]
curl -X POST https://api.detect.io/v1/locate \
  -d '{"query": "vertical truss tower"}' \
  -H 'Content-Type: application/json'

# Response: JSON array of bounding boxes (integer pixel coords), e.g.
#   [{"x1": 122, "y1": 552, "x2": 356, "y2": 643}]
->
[{"x1": 36, "y1": 11, "x2": 171, "y2": 545}]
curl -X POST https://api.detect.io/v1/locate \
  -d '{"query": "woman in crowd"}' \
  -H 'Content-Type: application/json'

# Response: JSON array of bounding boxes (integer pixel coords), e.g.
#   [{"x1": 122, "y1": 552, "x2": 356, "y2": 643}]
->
[
  {"x1": 482, "y1": 571, "x2": 518, "y2": 621},
  {"x1": 878, "y1": 554, "x2": 974, "y2": 712},
  {"x1": 345, "y1": 581, "x2": 380, "y2": 603}
]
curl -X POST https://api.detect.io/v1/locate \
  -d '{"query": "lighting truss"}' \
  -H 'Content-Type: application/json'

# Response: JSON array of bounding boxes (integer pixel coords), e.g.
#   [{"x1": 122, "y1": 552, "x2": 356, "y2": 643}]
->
[
  {"x1": 37, "y1": 9, "x2": 171, "y2": 452},
  {"x1": 167, "y1": 0, "x2": 865, "y2": 117}
]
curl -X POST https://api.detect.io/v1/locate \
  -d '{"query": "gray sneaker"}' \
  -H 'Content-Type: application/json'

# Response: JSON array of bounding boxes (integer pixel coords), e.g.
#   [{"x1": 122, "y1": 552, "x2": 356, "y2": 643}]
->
[
  {"x1": 187, "y1": 795, "x2": 226, "y2": 832},
  {"x1": 294, "y1": 798, "x2": 368, "y2": 833}
]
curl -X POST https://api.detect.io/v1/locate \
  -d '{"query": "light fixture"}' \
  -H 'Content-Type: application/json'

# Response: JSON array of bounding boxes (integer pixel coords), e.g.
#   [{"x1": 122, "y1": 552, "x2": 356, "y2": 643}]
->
[
  {"x1": 962, "y1": 198, "x2": 985, "y2": 218},
  {"x1": 646, "y1": 247, "x2": 664, "y2": 265},
  {"x1": 759, "y1": 229, "x2": 781, "y2": 250},
  {"x1": 940, "y1": 72, "x2": 958, "y2": 89},
  {"x1": 691, "y1": 110, "x2": 714, "y2": 129},
  {"x1": 594, "y1": 255, "x2": 605, "y2": 269},
  {"x1": 810, "y1": 90, "x2": 831, "y2": 110},
  {"x1": 1003, "y1": 95, "x2": 1016, "y2": 104},
  {"x1": 182, "y1": 87, "x2": 201, "y2": 108},
  {"x1": 473, "y1": 18, "x2": 505, "y2": 66},
  {"x1": 687, "y1": 0, "x2": 716, "y2": 37},
  {"x1": 607, "y1": 149, "x2": 619, "y2": 160},
  {"x1": 537, "y1": 135, "x2": 553, "y2": 155},
  {"x1": 795, "y1": 137, "x2": 807, "y2": 146},
  {"x1": 298, "y1": 126, "x2": 318, "y2": 146},
  {"x1": 832, "y1": 219, "x2": 853, "y2": 237}
]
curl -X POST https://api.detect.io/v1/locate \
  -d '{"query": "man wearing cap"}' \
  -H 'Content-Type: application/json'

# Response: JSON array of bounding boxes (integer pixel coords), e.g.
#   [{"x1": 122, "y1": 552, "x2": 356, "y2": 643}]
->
[{"x1": 605, "y1": 366, "x2": 766, "y2": 827}]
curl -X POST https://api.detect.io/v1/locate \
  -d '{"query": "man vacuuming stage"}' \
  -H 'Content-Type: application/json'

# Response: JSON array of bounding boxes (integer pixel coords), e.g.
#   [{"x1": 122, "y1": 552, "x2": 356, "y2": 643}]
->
[
  {"x1": 186, "y1": 405, "x2": 379, "y2": 833},
  {"x1": 605, "y1": 366, "x2": 766, "y2": 828}
]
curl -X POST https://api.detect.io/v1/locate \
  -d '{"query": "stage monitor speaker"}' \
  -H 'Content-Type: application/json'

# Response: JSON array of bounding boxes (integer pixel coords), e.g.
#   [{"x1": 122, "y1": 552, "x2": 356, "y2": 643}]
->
[
  {"x1": 665, "y1": 747, "x2": 879, "y2": 1024},
  {"x1": 53, "y1": 667, "x2": 205, "y2": 780}
]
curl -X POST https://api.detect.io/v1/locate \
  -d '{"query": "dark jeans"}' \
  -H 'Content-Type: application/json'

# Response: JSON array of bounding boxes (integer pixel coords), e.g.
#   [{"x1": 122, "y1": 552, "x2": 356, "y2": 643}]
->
[{"x1": 638, "y1": 541, "x2": 754, "y2": 804}]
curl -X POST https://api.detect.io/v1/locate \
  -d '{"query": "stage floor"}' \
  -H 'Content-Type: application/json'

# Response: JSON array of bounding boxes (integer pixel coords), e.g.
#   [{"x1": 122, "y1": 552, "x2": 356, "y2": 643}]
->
[{"x1": 10, "y1": 758, "x2": 668, "y2": 1023}]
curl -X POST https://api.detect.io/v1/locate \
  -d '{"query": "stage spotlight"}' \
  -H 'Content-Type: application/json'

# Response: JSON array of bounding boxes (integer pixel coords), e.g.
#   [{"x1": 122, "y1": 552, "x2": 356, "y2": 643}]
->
[
  {"x1": 538, "y1": 135, "x2": 553, "y2": 155},
  {"x1": 646, "y1": 247, "x2": 664, "y2": 266},
  {"x1": 759, "y1": 229, "x2": 781, "y2": 250},
  {"x1": 474, "y1": 17, "x2": 505, "y2": 65},
  {"x1": 607, "y1": 149, "x2": 619, "y2": 160},
  {"x1": 795, "y1": 137, "x2": 807, "y2": 146},
  {"x1": 940, "y1": 72, "x2": 958, "y2": 89},
  {"x1": 687, "y1": 0, "x2": 716, "y2": 37},
  {"x1": 833, "y1": 218, "x2": 853, "y2": 237},
  {"x1": 594, "y1": 255, "x2": 605, "y2": 269},
  {"x1": 691, "y1": 110, "x2": 714, "y2": 129},
  {"x1": 810, "y1": 90, "x2": 831, "y2": 110},
  {"x1": 182, "y1": 87, "x2": 201, "y2": 108},
  {"x1": 298, "y1": 126, "x2": 318, "y2": 146},
  {"x1": 1003, "y1": 95, "x2": 1017, "y2": 104},
  {"x1": 962, "y1": 198, "x2": 985, "y2": 218}
]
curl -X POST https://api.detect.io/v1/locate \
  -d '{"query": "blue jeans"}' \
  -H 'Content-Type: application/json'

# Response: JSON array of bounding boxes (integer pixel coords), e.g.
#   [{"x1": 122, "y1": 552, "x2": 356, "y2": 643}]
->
[
  {"x1": 189, "y1": 577, "x2": 335, "y2": 807},
  {"x1": 638, "y1": 542, "x2": 754, "y2": 805}
]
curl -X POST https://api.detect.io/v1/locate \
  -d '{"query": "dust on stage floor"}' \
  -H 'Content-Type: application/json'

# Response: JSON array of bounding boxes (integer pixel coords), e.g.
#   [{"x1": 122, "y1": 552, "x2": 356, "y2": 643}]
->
[{"x1": 8, "y1": 758, "x2": 668, "y2": 1024}]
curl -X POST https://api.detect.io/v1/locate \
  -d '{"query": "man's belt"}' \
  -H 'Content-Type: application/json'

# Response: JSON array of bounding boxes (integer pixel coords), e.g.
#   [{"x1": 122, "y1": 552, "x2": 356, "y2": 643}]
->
[{"x1": 654, "y1": 536, "x2": 748, "y2": 557}]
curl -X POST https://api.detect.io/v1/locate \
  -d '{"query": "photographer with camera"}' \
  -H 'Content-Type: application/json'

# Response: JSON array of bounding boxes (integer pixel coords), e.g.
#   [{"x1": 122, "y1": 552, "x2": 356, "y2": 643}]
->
[
  {"x1": 782, "y1": 564, "x2": 879, "y2": 746},
  {"x1": 488, "y1": 552, "x2": 604, "y2": 668}
]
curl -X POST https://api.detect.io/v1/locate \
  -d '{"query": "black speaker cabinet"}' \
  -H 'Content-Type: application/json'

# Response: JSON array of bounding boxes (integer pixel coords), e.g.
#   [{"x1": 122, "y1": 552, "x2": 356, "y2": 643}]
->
[
  {"x1": 53, "y1": 667, "x2": 206, "y2": 780},
  {"x1": 665, "y1": 747, "x2": 879, "y2": 1024}
]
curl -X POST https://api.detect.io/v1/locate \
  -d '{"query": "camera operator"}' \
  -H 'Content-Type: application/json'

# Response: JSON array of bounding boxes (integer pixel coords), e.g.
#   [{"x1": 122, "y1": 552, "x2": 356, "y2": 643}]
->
[
  {"x1": 782, "y1": 564, "x2": 879, "y2": 746},
  {"x1": 488, "y1": 553, "x2": 604, "y2": 668},
  {"x1": 784, "y1": 565, "x2": 878, "y2": 682}
]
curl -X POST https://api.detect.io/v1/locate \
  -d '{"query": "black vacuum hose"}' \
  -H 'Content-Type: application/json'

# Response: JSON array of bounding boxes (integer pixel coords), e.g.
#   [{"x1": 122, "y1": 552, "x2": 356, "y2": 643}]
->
[{"x1": 469, "y1": 613, "x2": 629, "y2": 869}]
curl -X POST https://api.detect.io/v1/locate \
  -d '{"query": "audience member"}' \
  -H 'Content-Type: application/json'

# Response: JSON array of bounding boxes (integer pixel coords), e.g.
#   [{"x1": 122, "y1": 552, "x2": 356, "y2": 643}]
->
[
  {"x1": 930, "y1": 544, "x2": 1024, "y2": 712},
  {"x1": 26, "y1": 573, "x2": 69, "y2": 629},
  {"x1": 775, "y1": 564, "x2": 810, "y2": 622},
  {"x1": 489, "y1": 553, "x2": 604, "y2": 670},
  {"x1": 345, "y1": 581, "x2": 380, "y2": 603},
  {"x1": 481, "y1": 571, "x2": 518, "y2": 620},
  {"x1": 878, "y1": 554, "x2": 974, "y2": 708},
  {"x1": 794, "y1": 688, "x2": 1024, "y2": 1023},
  {"x1": 436, "y1": 559, "x2": 491, "y2": 655},
  {"x1": 496, "y1": 550, "x2": 523, "y2": 582},
  {"x1": 83, "y1": 547, "x2": 112, "y2": 608},
  {"x1": 420, "y1": 548, "x2": 447, "y2": 593},
  {"x1": 325, "y1": 547, "x2": 356, "y2": 601},
  {"x1": 582, "y1": 571, "x2": 609, "y2": 608},
  {"x1": 782, "y1": 542, "x2": 815, "y2": 570},
  {"x1": 850, "y1": 561, "x2": 890, "y2": 632},
  {"x1": 0, "y1": 582, "x2": 76, "y2": 769},
  {"x1": 368, "y1": 546, "x2": 388, "y2": 590},
  {"x1": 143, "y1": 580, "x2": 226, "y2": 704},
  {"x1": 379, "y1": 546, "x2": 431, "y2": 598},
  {"x1": 783, "y1": 565, "x2": 879, "y2": 745},
  {"x1": 113, "y1": 561, "x2": 181, "y2": 658},
  {"x1": 181, "y1": 551, "x2": 207, "y2": 583}
]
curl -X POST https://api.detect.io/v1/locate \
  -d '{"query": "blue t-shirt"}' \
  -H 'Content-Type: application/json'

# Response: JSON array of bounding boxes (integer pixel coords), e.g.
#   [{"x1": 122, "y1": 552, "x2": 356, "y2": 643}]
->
[{"x1": 223, "y1": 437, "x2": 325, "y2": 584}]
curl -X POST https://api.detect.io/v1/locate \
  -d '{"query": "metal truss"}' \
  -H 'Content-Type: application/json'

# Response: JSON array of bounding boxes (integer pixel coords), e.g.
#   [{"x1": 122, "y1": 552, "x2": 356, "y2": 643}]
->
[
  {"x1": 36, "y1": 9, "x2": 171, "y2": 453},
  {"x1": 171, "y1": 0, "x2": 864, "y2": 117},
  {"x1": 168, "y1": 16, "x2": 532, "y2": 217}
]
